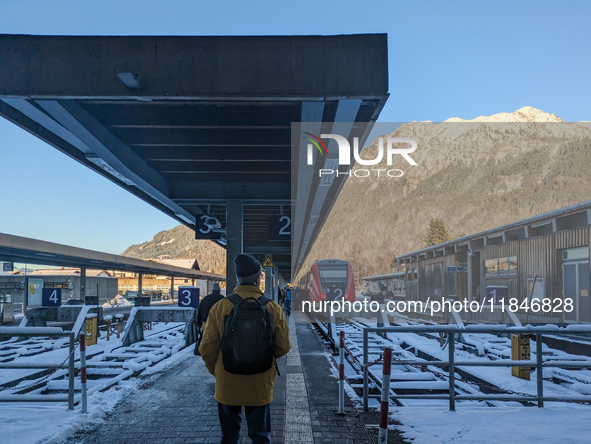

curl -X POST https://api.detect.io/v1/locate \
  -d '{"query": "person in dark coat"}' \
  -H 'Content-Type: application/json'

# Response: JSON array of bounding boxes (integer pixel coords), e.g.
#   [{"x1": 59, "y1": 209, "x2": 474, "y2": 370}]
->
[
  {"x1": 196, "y1": 283, "x2": 224, "y2": 328},
  {"x1": 194, "y1": 283, "x2": 224, "y2": 355}
]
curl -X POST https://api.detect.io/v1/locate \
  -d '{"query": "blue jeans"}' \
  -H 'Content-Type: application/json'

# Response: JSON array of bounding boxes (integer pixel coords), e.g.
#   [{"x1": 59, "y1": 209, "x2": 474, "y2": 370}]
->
[
  {"x1": 218, "y1": 403, "x2": 271, "y2": 444},
  {"x1": 284, "y1": 299, "x2": 291, "y2": 316}
]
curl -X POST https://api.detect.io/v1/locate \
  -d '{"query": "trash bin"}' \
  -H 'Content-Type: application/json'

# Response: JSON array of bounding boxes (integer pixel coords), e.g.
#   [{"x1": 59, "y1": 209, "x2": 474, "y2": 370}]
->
[
  {"x1": 135, "y1": 297, "x2": 151, "y2": 307},
  {"x1": 85, "y1": 296, "x2": 99, "y2": 305}
]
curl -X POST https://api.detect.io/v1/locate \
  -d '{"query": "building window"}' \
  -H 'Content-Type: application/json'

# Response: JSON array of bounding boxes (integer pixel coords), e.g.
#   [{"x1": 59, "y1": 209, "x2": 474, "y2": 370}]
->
[
  {"x1": 44, "y1": 282, "x2": 69, "y2": 289},
  {"x1": 484, "y1": 256, "x2": 517, "y2": 278}
]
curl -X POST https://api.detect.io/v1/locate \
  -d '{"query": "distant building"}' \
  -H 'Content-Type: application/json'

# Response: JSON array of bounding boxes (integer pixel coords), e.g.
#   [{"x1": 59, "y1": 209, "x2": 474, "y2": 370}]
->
[
  {"x1": 115, "y1": 258, "x2": 215, "y2": 298},
  {"x1": 396, "y1": 200, "x2": 591, "y2": 324},
  {"x1": 0, "y1": 268, "x2": 118, "y2": 307}
]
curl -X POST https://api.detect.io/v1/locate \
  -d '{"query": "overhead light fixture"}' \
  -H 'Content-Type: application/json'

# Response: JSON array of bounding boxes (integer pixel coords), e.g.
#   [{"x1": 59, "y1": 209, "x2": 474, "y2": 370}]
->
[
  {"x1": 116, "y1": 72, "x2": 142, "y2": 89},
  {"x1": 86, "y1": 154, "x2": 136, "y2": 186}
]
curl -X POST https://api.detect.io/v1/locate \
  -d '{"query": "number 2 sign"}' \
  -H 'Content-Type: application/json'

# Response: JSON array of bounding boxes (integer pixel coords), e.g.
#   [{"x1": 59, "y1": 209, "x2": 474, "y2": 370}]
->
[
  {"x1": 326, "y1": 286, "x2": 345, "y2": 301},
  {"x1": 178, "y1": 286, "x2": 200, "y2": 309},
  {"x1": 42, "y1": 288, "x2": 62, "y2": 307},
  {"x1": 269, "y1": 215, "x2": 291, "y2": 241}
]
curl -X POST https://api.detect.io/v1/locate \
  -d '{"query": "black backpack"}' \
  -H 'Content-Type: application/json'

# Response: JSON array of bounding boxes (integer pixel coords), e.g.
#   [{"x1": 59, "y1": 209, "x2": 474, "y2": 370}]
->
[{"x1": 221, "y1": 294, "x2": 276, "y2": 375}]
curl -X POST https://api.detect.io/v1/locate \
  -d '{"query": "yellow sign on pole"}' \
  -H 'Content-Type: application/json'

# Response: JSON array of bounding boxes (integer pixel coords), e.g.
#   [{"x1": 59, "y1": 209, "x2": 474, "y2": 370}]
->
[
  {"x1": 262, "y1": 256, "x2": 275, "y2": 268},
  {"x1": 511, "y1": 334, "x2": 531, "y2": 380}
]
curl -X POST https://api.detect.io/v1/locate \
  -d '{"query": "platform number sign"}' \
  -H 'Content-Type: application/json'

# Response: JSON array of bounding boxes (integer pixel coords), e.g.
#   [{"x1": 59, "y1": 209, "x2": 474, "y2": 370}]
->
[
  {"x1": 269, "y1": 216, "x2": 291, "y2": 241},
  {"x1": 326, "y1": 286, "x2": 345, "y2": 302},
  {"x1": 42, "y1": 288, "x2": 62, "y2": 307},
  {"x1": 486, "y1": 286, "x2": 508, "y2": 304},
  {"x1": 178, "y1": 286, "x2": 200, "y2": 309},
  {"x1": 194, "y1": 215, "x2": 222, "y2": 240}
]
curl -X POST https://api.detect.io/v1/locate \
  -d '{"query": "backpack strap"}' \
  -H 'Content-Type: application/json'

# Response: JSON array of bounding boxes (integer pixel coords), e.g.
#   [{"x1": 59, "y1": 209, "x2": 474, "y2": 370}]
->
[
  {"x1": 258, "y1": 296, "x2": 271, "y2": 306},
  {"x1": 228, "y1": 293, "x2": 271, "y2": 306},
  {"x1": 227, "y1": 293, "x2": 242, "y2": 305}
]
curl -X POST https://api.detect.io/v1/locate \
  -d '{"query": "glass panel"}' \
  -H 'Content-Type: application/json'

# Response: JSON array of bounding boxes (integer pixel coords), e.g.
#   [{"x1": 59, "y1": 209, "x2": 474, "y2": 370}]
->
[
  {"x1": 564, "y1": 263, "x2": 577, "y2": 321},
  {"x1": 484, "y1": 259, "x2": 498, "y2": 278},
  {"x1": 508, "y1": 256, "x2": 518, "y2": 275},
  {"x1": 318, "y1": 265, "x2": 348, "y2": 286},
  {"x1": 498, "y1": 257, "x2": 509, "y2": 276},
  {"x1": 579, "y1": 263, "x2": 590, "y2": 322}
]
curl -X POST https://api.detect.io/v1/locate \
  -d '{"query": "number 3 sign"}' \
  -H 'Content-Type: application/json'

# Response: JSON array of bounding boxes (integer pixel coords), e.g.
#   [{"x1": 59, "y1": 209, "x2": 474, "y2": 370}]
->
[{"x1": 178, "y1": 286, "x2": 200, "y2": 309}]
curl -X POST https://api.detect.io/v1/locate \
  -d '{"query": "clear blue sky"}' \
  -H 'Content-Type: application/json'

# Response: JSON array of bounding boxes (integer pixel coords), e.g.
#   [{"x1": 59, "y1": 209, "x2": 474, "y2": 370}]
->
[{"x1": 0, "y1": 0, "x2": 589, "y2": 255}]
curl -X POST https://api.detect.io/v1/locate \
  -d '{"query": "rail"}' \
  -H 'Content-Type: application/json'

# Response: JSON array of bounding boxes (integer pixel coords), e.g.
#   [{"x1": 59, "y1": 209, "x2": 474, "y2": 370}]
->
[
  {"x1": 0, "y1": 327, "x2": 77, "y2": 410},
  {"x1": 361, "y1": 324, "x2": 591, "y2": 411}
]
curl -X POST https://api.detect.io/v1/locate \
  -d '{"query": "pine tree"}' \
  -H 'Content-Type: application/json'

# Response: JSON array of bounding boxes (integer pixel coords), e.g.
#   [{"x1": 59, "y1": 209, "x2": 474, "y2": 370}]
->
[{"x1": 423, "y1": 217, "x2": 451, "y2": 247}]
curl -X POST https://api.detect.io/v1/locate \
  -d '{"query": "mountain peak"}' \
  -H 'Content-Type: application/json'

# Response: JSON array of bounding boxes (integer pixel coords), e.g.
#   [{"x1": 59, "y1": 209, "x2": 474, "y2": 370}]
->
[{"x1": 445, "y1": 106, "x2": 563, "y2": 123}]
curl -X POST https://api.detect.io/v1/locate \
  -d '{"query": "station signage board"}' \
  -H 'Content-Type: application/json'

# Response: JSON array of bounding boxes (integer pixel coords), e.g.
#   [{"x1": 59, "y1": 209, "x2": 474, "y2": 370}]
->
[
  {"x1": 178, "y1": 286, "x2": 200, "y2": 309},
  {"x1": 42, "y1": 288, "x2": 62, "y2": 307},
  {"x1": 269, "y1": 216, "x2": 291, "y2": 241},
  {"x1": 486, "y1": 285, "x2": 508, "y2": 304},
  {"x1": 326, "y1": 286, "x2": 346, "y2": 301},
  {"x1": 194, "y1": 215, "x2": 222, "y2": 240},
  {"x1": 27, "y1": 278, "x2": 44, "y2": 306}
]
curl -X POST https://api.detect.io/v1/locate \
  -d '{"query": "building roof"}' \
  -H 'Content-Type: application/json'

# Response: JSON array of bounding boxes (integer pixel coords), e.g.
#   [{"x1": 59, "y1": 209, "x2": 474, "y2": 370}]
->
[
  {"x1": 150, "y1": 259, "x2": 200, "y2": 271},
  {"x1": 0, "y1": 34, "x2": 389, "y2": 282},
  {"x1": 397, "y1": 199, "x2": 591, "y2": 261},
  {"x1": 0, "y1": 232, "x2": 225, "y2": 280},
  {"x1": 362, "y1": 272, "x2": 406, "y2": 281},
  {"x1": 29, "y1": 269, "x2": 112, "y2": 277},
  {"x1": 0, "y1": 271, "x2": 23, "y2": 276}
]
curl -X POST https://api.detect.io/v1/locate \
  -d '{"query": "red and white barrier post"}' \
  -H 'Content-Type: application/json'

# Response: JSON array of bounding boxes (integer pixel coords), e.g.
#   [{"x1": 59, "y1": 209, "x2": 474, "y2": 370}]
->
[
  {"x1": 338, "y1": 330, "x2": 345, "y2": 415},
  {"x1": 378, "y1": 347, "x2": 392, "y2": 444},
  {"x1": 79, "y1": 333, "x2": 88, "y2": 414}
]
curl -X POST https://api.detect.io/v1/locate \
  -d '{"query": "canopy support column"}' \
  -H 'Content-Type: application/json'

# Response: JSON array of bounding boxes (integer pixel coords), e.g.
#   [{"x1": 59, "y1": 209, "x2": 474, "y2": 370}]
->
[{"x1": 226, "y1": 200, "x2": 243, "y2": 292}]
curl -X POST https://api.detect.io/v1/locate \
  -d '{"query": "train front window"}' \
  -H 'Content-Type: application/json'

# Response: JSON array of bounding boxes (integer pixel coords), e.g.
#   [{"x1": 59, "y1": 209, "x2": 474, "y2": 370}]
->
[{"x1": 318, "y1": 266, "x2": 348, "y2": 288}]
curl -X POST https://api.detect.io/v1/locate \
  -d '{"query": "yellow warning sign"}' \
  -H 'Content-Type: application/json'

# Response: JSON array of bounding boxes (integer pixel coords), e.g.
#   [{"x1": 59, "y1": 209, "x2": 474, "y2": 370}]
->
[{"x1": 262, "y1": 256, "x2": 275, "y2": 268}]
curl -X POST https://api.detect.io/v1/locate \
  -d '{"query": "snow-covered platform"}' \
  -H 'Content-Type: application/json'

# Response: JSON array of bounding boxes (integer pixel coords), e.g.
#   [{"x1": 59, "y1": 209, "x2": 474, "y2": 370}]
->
[{"x1": 60, "y1": 319, "x2": 372, "y2": 444}]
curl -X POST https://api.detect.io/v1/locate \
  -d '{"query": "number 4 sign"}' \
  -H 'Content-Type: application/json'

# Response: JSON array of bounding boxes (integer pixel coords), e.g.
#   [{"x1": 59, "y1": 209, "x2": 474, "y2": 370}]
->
[
  {"x1": 42, "y1": 288, "x2": 62, "y2": 307},
  {"x1": 178, "y1": 286, "x2": 200, "y2": 309}
]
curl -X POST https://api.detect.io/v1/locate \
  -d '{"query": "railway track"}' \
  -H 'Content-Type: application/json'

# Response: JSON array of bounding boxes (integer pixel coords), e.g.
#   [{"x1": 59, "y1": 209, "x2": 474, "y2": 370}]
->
[
  {"x1": 313, "y1": 318, "x2": 591, "y2": 408},
  {"x1": 0, "y1": 322, "x2": 187, "y2": 400}
]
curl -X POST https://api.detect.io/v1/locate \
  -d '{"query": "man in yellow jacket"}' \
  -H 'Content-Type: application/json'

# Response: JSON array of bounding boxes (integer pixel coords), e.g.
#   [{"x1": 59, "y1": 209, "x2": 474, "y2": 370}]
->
[{"x1": 200, "y1": 254, "x2": 291, "y2": 444}]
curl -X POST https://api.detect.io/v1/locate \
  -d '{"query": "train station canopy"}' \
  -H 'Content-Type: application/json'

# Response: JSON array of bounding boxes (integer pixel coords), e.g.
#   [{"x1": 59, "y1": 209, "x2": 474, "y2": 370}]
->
[
  {"x1": 0, "y1": 232, "x2": 225, "y2": 280},
  {"x1": 0, "y1": 34, "x2": 389, "y2": 284}
]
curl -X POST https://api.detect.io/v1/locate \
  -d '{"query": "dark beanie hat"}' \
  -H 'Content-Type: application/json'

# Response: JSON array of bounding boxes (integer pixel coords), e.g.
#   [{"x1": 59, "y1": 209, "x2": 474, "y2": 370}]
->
[{"x1": 234, "y1": 254, "x2": 262, "y2": 284}]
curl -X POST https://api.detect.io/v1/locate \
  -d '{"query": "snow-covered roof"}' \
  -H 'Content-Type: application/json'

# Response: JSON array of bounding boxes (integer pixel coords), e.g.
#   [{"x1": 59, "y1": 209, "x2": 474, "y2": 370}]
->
[
  {"x1": 149, "y1": 258, "x2": 200, "y2": 271},
  {"x1": 28, "y1": 269, "x2": 112, "y2": 277}
]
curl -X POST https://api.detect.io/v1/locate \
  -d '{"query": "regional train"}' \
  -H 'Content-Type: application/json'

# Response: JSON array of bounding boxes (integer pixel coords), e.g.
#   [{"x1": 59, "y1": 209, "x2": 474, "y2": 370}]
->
[{"x1": 297, "y1": 259, "x2": 356, "y2": 304}]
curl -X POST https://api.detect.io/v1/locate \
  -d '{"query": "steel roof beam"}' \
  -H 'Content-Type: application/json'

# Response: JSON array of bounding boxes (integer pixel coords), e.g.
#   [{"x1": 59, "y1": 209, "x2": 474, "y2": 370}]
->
[{"x1": 170, "y1": 181, "x2": 290, "y2": 201}]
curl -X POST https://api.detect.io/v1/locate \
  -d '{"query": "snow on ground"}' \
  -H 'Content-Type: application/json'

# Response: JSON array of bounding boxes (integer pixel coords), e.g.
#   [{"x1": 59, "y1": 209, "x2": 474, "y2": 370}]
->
[
  {"x1": 0, "y1": 346, "x2": 195, "y2": 444},
  {"x1": 0, "y1": 380, "x2": 138, "y2": 444},
  {"x1": 0, "y1": 323, "x2": 193, "y2": 444},
  {"x1": 391, "y1": 405, "x2": 591, "y2": 444}
]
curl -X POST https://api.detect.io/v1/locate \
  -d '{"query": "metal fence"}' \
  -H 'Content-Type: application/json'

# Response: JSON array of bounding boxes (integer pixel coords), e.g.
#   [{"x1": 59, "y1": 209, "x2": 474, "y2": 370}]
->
[
  {"x1": 362, "y1": 325, "x2": 591, "y2": 411},
  {"x1": 0, "y1": 327, "x2": 77, "y2": 409}
]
